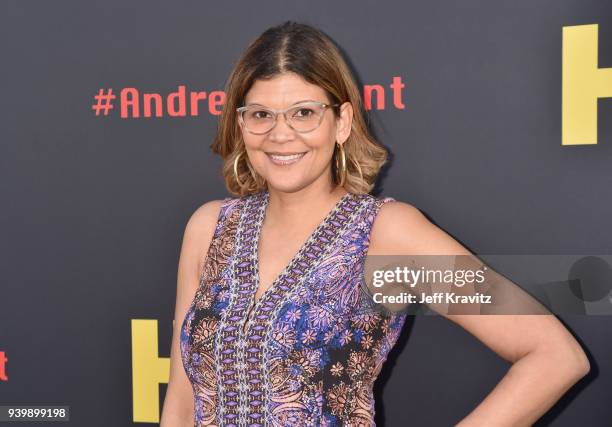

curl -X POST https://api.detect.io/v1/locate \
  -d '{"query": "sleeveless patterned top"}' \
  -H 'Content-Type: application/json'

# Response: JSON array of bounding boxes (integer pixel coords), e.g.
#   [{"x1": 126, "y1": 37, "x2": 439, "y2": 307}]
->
[{"x1": 180, "y1": 190, "x2": 407, "y2": 427}]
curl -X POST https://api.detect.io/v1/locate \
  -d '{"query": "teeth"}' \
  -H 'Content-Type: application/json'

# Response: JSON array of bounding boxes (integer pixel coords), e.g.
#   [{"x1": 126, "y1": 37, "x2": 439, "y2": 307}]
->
[{"x1": 269, "y1": 153, "x2": 304, "y2": 161}]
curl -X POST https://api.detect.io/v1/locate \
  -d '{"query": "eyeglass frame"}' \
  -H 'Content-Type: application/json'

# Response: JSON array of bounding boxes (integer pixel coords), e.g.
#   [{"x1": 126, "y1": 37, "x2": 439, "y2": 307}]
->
[{"x1": 236, "y1": 100, "x2": 341, "y2": 134}]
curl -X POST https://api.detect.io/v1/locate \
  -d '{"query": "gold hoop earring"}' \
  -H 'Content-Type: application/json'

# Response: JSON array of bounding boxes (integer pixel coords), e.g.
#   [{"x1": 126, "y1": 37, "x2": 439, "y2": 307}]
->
[
  {"x1": 335, "y1": 142, "x2": 347, "y2": 187},
  {"x1": 233, "y1": 152, "x2": 245, "y2": 187}
]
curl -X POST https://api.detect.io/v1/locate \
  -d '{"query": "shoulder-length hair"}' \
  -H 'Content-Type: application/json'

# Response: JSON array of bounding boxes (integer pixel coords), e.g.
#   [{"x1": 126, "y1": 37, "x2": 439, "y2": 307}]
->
[{"x1": 211, "y1": 21, "x2": 389, "y2": 197}]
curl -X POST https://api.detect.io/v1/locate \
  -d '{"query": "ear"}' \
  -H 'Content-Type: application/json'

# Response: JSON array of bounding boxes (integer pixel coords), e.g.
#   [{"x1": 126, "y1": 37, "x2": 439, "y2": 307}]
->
[{"x1": 335, "y1": 102, "x2": 353, "y2": 145}]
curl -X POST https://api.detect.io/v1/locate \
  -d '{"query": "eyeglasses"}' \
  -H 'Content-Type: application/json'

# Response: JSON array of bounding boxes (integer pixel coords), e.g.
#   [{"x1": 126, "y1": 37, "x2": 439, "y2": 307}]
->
[{"x1": 236, "y1": 101, "x2": 340, "y2": 134}]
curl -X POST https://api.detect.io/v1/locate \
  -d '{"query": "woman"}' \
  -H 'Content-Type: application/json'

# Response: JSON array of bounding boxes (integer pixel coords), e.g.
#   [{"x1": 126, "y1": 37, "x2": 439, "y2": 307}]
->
[{"x1": 161, "y1": 21, "x2": 590, "y2": 427}]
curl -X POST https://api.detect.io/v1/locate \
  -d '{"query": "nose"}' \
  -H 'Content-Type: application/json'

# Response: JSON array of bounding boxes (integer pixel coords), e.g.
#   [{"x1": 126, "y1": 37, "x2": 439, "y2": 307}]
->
[{"x1": 268, "y1": 112, "x2": 295, "y2": 141}]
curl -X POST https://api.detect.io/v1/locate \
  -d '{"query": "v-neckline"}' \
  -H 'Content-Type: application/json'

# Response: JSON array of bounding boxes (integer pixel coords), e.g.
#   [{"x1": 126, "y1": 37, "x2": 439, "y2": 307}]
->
[{"x1": 251, "y1": 190, "x2": 353, "y2": 307}]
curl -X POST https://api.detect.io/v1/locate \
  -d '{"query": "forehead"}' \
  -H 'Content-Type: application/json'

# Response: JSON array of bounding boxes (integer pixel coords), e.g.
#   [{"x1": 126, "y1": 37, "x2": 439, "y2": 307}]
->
[{"x1": 244, "y1": 72, "x2": 328, "y2": 107}]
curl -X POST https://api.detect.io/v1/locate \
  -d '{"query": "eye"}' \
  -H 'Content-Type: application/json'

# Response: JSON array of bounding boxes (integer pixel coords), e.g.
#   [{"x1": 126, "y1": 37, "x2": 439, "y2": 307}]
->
[
  {"x1": 250, "y1": 110, "x2": 272, "y2": 119},
  {"x1": 293, "y1": 108, "x2": 315, "y2": 118}
]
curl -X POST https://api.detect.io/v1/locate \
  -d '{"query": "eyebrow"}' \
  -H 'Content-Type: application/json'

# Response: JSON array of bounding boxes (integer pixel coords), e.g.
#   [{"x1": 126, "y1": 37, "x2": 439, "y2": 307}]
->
[{"x1": 245, "y1": 99, "x2": 320, "y2": 108}]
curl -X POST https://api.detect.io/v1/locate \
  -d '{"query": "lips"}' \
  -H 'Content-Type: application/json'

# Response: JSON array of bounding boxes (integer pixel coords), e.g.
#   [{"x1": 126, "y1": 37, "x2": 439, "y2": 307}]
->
[{"x1": 266, "y1": 152, "x2": 307, "y2": 165}]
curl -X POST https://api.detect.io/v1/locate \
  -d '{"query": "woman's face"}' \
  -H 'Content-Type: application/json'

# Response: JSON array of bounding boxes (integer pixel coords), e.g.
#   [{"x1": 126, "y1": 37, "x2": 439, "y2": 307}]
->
[{"x1": 239, "y1": 72, "x2": 352, "y2": 194}]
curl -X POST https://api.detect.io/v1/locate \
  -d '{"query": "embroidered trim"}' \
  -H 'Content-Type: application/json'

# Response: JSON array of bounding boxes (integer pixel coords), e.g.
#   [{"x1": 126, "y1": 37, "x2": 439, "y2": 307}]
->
[{"x1": 214, "y1": 195, "x2": 255, "y2": 426}]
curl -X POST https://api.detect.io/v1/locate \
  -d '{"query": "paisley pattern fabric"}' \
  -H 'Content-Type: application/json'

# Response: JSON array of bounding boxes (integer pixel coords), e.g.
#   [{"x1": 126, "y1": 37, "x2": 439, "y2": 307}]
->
[{"x1": 180, "y1": 190, "x2": 407, "y2": 426}]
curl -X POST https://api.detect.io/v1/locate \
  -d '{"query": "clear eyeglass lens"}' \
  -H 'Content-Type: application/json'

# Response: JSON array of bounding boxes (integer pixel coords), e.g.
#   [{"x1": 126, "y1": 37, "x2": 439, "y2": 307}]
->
[{"x1": 242, "y1": 103, "x2": 325, "y2": 133}]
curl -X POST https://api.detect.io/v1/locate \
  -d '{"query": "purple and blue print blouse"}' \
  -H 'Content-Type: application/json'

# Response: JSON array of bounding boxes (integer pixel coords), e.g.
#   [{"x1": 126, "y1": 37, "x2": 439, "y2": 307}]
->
[{"x1": 180, "y1": 190, "x2": 407, "y2": 426}]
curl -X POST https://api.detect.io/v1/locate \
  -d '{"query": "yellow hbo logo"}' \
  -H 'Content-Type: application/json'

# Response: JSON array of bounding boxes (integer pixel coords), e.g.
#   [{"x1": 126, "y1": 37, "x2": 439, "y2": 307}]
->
[{"x1": 563, "y1": 24, "x2": 612, "y2": 145}]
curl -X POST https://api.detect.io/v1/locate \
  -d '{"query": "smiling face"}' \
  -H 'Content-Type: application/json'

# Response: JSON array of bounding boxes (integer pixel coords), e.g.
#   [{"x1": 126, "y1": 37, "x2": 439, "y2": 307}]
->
[{"x1": 239, "y1": 72, "x2": 352, "y2": 194}]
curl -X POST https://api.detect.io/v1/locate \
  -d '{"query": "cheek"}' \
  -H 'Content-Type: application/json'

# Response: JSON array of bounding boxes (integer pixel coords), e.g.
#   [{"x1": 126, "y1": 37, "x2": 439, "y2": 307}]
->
[
  {"x1": 303, "y1": 126, "x2": 336, "y2": 151},
  {"x1": 303, "y1": 142, "x2": 336, "y2": 172},
  {"x1": 242, "y1": 134, "x2": 265, "y2": 154}
]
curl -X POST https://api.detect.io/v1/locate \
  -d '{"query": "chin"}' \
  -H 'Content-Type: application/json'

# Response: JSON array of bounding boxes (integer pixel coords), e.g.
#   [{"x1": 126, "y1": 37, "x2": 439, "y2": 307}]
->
[{"x1": 265, "y1": 177, "x2": 313, "y2": 194}]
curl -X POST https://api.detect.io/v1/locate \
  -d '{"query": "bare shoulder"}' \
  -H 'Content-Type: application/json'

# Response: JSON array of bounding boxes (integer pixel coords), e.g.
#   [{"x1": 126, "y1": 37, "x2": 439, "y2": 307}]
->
[
  {"x1": 181, "y1": 199, "x2": 227, "y2": 275},
  {"x1": 369, "y1": 199, "x2": 470, "y2": 256},
  {"x1": 184, "y1": 199, "x2": 225, "y2": 239}
]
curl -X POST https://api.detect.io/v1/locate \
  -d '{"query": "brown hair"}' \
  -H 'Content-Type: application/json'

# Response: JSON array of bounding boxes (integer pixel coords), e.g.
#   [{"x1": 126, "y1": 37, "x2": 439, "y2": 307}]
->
[{"x1": 211, "y1": 20, "x2": 389, "y2": 196}]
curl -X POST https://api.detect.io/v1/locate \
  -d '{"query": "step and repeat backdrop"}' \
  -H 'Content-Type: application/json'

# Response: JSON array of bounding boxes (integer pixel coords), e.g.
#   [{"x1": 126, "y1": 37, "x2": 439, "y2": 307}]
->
[{"x1": 1, "y1": 1, "x2": 611, "y2": 426}]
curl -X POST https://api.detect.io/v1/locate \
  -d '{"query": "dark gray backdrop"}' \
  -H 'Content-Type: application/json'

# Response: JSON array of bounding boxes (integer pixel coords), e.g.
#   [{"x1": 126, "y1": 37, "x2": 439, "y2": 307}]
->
[{"x1": 1, "y1": 1, "x2": 611, "y2": 426}]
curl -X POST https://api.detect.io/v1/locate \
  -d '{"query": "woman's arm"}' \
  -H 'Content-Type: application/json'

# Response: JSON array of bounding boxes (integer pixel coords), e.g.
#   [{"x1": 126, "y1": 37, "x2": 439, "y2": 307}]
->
[
  {"x1": 370, "y1": 201, "x2": 590, "y2": 427},
  {"x1": 160, "y1": 200, "x2": 223, "y2": 427}
]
